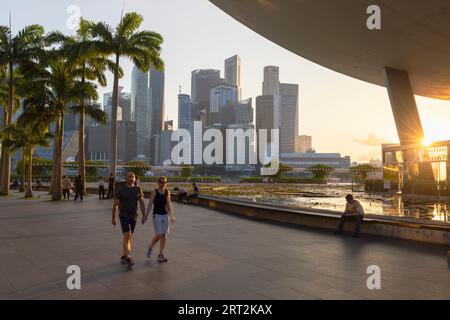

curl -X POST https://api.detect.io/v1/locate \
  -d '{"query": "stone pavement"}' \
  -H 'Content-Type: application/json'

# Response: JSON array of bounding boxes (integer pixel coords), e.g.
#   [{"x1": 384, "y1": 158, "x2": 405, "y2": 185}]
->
[{"x1": 0, "y1": 192, "x2": 449, "y2": 300}]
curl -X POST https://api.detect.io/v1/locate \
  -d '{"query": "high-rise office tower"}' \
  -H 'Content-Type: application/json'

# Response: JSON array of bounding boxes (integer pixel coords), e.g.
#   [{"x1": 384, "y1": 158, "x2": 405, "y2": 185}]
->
[
  {"x1": 103, "y1": 87, "x2": 132, "y2": 122},
  {"x1": 235, "y1": 98, "x2": 253, "y2": 125},
  {"x1": 209, "y1": 84, "x2": 238, "y2": 113},
  {"x1": 131, "y1": 66, "x2": 165, "y2": 158},
  {"x1": 256, "y1": 95, "x2": 276, "y2": 142},
  {"x1": 131, "y1": 66, "x2": 151, "y2": 157},
  {"x1": 178, "y1": 94, "x2": 194, "y2": 164},
  {"x1": 149, "y1": 68, "x2": 165, "y2": 138},
  {"x1": 191, "y1": 69, "x2": 221, "y2": 121},
  {"x1": 279, "y1": 83, "x2": 299, "y2": 153},
  {"x1": 224, "y1": 55, "x2": 241, "y2": 100},
  {"x1": 262, "y1": 66, "x2": 280, "y2": 96}
]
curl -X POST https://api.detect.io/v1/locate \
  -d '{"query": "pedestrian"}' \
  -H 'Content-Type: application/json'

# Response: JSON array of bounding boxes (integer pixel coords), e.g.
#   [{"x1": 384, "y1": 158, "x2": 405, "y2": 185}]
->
[
  {"x1": 112, "y1": 172, "x2": 145, "y2": 266},
  {"x1": 173, "y1": 186, "x2": 187, "y2": 202},
  {"x1": 135, "y1": 175, "x2": 141, "y2": 187},
  {"x1": 98, "y1": 176, "x2": 106, "y2": 199},
  {"x1": 107, "y1": 173, "x2": 115, "y2": 199},
  {"x1": 73, "y1": 174, "x2": 84, "y2": 202},
  {"x1": 62, "y1": 175, "x2": 72, "y2": 200},
  {"x1": 335, "y1": 194, "x2": 364, "y2": 237},
  {"x1": 187, "y1": 182, "x2": 199, "y2": 203},
  {"x1": 142, "y1": 176, "x2": 176, "y2": 263}
]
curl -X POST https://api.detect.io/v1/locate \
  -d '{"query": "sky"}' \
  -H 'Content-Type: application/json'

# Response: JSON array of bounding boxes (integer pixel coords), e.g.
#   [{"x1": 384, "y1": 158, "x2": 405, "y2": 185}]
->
[{"x1": 3, "y1": 0, "x2": 450, "y2": 163}]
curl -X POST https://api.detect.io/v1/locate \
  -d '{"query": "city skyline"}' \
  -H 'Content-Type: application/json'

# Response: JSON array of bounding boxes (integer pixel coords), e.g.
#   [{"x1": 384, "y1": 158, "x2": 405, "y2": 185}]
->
[{"x1": 2, "y1": 0, "x2": 450, "y2": 163}]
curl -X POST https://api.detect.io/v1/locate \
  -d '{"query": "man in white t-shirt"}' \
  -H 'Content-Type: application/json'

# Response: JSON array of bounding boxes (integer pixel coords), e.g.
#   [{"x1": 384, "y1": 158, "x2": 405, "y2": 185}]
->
[{"x1": 335, "y1": 194, "x2": 364, "y2": 237}]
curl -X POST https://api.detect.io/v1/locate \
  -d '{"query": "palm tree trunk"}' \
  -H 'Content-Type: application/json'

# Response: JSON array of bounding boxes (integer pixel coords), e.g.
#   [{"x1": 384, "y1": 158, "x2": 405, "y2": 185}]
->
[
  {"x1": 0, "y1": 109, "x2": 4, "y2": 183},
  {"x1": 49, "y1": 119, "x2": 60, "y2": 195},
  {"x1": 0, "y1": 63, "x2": 14, "y2": 195},
  {"x1": 79, "y1": 106, "x2": 86, "y2": 194},
  {"x1": 79, "y1": 66, "x2": 87, "y2": 195},
  {"x1": 51, "y1": 114, "x2": 64, "y2": 201},
  {"x1": 25, "y1": 147, "x2": 33, "y2": 198},
  {"x1": 109, "y1": 53, "x2": 120, "y2": 179},
  {"x1": 19, "y1": 151, "x2": 25, "y2": 192}
]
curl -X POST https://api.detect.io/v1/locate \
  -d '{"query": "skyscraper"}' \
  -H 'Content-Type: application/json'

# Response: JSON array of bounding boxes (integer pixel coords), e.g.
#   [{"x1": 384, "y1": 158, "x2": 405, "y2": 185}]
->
[
  {"x1": 103, "y1": 87, "x2": 131, "y2": 122},
  {"x1": 209, "y1": 84, "x2": 238, "y2": 113},
  {"x1": 235, "y1": 98, "x2": 253, "y2": 125},
  {"x1": 262, "y1": 66, "x2": 280, "y2": 96},
  {"x1": 149, "y1": 68, "x2": 165, "y2": 138},
  {"x1": 178, "y1": 94, "x2": 194, "y2": 164},
  {"x1": 191, "y1": 69, "x2": 221, "y2": 121},
  {"x1": 131, "y1": 66, "x2": 151, "y2": 157},
  {"x1": 224, "y1": 55, "x2": 241, "y2": 100},
  {"x1": 131, "y1": 66, "x2": 165, "y2": 159},
  {"x1": 256, "y1": 95, "x2": 276, "y2": 142},
  {"x1": 279, "y1": 83, "x2": 299, "y2": 153}
]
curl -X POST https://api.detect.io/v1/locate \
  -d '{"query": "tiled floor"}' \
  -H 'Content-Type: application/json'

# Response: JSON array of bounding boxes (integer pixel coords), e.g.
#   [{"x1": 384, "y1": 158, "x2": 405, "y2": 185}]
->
[{"x1": 0, "y1": 192, "x2": 449, "y2": 299}]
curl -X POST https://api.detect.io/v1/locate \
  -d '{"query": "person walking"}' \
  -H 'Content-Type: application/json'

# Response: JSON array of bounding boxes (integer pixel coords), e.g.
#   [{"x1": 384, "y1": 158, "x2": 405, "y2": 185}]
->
[
  {"x1": 335, "y1": 194, "x2": 364, "y2": 237},
  {"x1": 62, "y1": 175, "x2": 72, "y2": 200},
  {"x1": 107, "y1": 173, "x2": 115, "y2": 199},
  {"x1": 112, "y1": 172, "x2": 146, "y2": 266},
  {"x1": 98, "y1": 176, "x2": 106, "y2": 200},
  {"x1": 73, "y1": 175, "x2": 84, "y2": 202},
  {"x1": 142, "y1": 176, "x2": 176, "y2": 263}
]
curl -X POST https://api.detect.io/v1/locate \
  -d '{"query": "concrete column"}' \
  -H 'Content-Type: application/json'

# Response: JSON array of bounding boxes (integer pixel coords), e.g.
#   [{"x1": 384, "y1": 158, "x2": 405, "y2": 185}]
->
[{"x1": 384, "y1": 67, "x2": 424, "y2": 146}]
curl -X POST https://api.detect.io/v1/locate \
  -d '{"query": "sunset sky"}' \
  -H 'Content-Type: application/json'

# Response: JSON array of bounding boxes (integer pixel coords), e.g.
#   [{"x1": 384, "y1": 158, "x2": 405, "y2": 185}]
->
[{"x1": 3, "y1": 0, "x2": 450, "y2": 163}]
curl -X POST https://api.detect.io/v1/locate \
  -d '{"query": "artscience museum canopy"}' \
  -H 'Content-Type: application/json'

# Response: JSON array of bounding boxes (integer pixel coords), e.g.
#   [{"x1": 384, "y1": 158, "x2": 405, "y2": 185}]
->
[{"x1": 210, "y1": 0, "x2": 450, "y2": 146}]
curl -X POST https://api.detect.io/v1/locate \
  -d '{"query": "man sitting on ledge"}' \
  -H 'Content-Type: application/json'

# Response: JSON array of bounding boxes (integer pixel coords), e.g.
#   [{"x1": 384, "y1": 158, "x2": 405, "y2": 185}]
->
[{"x1": 335, "y1": 194, "x2": 364, "y2": 238}]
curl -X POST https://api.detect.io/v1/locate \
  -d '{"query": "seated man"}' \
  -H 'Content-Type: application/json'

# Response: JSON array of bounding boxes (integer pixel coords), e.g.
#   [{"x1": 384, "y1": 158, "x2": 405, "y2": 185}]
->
[
  {"x1": 335, "y1": 194, "x2": 364, "y2": 237},
  {"x1": 187, "y1": 183, "x2": 199, "y2": 203},
  {"x1": 173, "y1": 187, "x2": 188, "y2": 202}
]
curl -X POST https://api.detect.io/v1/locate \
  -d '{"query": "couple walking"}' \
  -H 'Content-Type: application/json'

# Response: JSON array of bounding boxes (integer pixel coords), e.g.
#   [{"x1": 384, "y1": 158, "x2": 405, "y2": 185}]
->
[{"x1": 112, "y1": 173, "x2": 176, "y2": 266}]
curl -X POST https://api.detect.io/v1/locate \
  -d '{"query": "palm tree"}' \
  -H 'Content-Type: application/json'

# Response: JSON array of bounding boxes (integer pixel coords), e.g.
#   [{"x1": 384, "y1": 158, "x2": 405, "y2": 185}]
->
[
  {"x1": 88, "y1": 12, "x2": 164, "y2": 177},
  {"x1": 0, "y1": 24, "x2": 45, "y2": 195},
  {"x1": 58, "y1": 19, "x2": 116, "y2": 193},
  {"x1": 1, "y1": 122, "x2": 52, "y2": 198},
  {"x1": 20, "y1": 50, "x2": 79, "y2": 200}
]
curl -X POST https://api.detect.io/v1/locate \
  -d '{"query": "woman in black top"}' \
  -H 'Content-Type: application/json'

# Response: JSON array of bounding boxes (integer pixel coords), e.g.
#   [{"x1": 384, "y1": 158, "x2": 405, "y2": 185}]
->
[{"x1": 142, "y1": 176, "x2": 176, "y2": 262}]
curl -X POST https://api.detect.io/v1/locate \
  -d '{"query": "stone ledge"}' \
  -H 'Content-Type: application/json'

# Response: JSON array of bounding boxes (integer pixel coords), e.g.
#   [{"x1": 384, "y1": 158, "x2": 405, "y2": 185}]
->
[{"x1": 173, "y1": 195, "x2": 450, "y2": 246}]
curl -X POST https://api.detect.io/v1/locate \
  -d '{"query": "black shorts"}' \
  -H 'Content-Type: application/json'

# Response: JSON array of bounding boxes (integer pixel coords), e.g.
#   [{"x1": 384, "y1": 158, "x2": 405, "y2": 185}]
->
[{"x1": 119, "y1": 216, "x2": 137, "y2": 234}]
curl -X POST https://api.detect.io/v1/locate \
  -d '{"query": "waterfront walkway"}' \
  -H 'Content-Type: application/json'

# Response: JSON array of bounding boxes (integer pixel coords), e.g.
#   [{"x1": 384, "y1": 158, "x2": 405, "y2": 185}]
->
[{"x1": 0, "y1": 192, "x2": 449, "y2": 299}]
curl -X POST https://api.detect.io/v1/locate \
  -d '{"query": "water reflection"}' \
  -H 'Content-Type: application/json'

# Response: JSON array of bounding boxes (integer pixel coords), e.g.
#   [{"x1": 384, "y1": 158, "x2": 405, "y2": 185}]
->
[{"x1": 233, "y1": 183, "x2": 449, "y2": 224}]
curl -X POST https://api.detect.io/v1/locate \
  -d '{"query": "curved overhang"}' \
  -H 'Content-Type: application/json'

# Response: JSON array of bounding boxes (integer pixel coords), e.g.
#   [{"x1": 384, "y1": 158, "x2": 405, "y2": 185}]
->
[{"x1": 210, "y1": 0, "x2": 450, "y2": 100}]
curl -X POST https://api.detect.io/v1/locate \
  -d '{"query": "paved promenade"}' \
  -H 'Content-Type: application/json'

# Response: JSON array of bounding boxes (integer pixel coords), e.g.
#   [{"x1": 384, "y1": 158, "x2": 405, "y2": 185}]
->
[{"x1": 0, "y1": 192, "x2": 449, "y2": 299}]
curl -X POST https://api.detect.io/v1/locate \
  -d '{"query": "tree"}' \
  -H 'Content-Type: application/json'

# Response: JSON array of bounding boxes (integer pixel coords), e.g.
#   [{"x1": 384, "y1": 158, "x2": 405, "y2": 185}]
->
[
  {"x1": 1, "y1": 122, "x2": 52, "y2": 198},
  {"x1": 88, "y1": 12, "x2": 164, "y2": 177},
  {"x1": 60, "y1": 19, "x2": 115, "y2": 194},
  {"x1": 125, "y1": 160, "x2": 151, "y2": 177},
  {"x1": 179, "y1": 164, "x2": 193, "y2": 178},
  {"x1": 307, "y1": 164, "x2": 334, "y2": 180},
  {"x1": 351, "y1": 164, "x2": 377, "y2": 180},
  {"x1": 263, "y1": 162, "x2": 293, "y2": 182},
  {"x1": 0, "y1": 24, "x2": 45, "y2": 195},
  {"x1": 19, "y1": 47, "x2": 81, "y2": 200}
]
